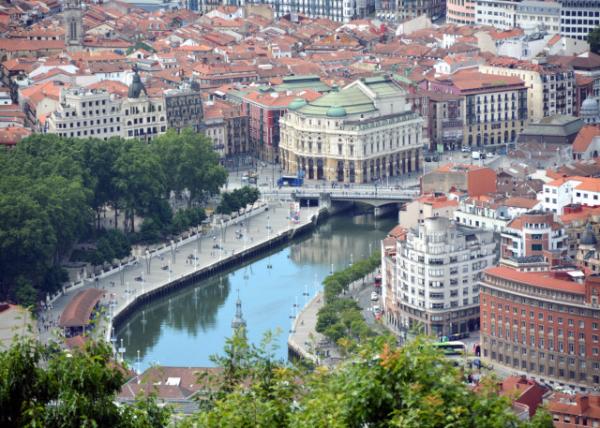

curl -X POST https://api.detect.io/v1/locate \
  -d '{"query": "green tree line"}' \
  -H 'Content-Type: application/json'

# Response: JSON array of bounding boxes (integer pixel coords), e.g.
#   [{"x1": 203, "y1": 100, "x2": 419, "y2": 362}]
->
[
  {"x1": 182, "y1": 331, "x2": 553, "y2": 428},
  {"x1": 2, "y1": 333, "x2": 555, "y2": 428},
  {"x1": 0, "y1": 130, "x2": 226, "y2": 305},
  {"x1": 315, "y1": 252, "x2": 381, "y2": 345}
]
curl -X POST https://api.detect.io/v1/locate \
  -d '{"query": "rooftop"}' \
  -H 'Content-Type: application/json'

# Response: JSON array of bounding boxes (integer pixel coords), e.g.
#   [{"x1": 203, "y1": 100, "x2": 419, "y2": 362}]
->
[{"x1": 485, "y1": 266, "x2": 585, "y2": 295}]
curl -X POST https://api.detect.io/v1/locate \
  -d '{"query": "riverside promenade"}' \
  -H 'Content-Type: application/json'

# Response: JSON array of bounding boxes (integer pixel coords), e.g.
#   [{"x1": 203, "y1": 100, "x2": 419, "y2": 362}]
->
[
  {"x1": 40, "y1": 201, "x2": 322, "y2": 349},
  {"x1": 288, "y1": 292, "x2": 341, "y2": 366}
]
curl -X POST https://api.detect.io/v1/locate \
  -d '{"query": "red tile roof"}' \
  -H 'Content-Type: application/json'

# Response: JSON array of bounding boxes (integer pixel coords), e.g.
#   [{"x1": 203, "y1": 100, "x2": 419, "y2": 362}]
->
[
  {"x1": 572, "y1": 125, "x2": 600, "y2": 154},
  {"x1": 59, "y1": 288, "x2": 104, "y2": 328},
  {"x1": 485, "y1": 266, "x2": 585, "y2": 295}
]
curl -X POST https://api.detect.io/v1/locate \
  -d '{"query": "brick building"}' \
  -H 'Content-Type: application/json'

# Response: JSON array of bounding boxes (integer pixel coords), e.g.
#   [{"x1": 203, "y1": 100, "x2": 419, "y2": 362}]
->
[
  {"x1": 480, "y1": 266, "x2": 600, "y2": 390},
  {"x1": 242, "y1": 89, "x2": 320, "y2": 162}
]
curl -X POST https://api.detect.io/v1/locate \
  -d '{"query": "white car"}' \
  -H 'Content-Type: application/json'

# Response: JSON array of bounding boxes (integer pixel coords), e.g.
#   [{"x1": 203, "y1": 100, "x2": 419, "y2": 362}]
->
[{"x1": 370, "y1": 292, "x2": 379, "y2": 301}]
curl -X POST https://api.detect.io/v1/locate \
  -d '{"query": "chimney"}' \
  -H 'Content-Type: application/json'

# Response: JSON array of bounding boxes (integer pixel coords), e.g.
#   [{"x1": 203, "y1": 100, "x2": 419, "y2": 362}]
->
[{"x1": 576, "y1": 395, "x2": 590, "y2": 412}]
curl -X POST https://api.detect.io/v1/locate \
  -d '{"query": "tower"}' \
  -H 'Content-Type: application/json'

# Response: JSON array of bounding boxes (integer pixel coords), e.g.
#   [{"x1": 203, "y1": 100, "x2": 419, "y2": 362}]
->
[
  {"x1": 231, "y1": 290, "x2": 247, "y2": 336},
  {"x1": 63, "y1": 0, "x2": 83, "y2": 52}
]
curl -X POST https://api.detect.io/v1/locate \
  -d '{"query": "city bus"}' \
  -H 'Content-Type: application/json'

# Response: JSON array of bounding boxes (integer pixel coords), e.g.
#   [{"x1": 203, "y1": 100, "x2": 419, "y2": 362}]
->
[{"x1": 433, "y1": 341, "x2": 467, "y2": 357}]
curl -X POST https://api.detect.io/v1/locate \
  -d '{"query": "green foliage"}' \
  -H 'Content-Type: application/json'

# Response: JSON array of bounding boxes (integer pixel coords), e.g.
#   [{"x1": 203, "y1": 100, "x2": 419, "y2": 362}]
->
[
  {"x1": 590, "y1": 26, "x2": 600, "y2": 54},
  {"x1": 187, "y1": 335, "x2": 554, "y2": 428},
  {"x1": 0, "y1": 338, "x2": 170, "y2": 428},
  {"x1": 315, "y1": 252, "x2": 381, "y2": 345},
  {"x1": 216, "y1": 186, "x2": 260, "y2": 215},
  {"x1": 0, "y1": 131, "x2": 225, "y2": 304}
]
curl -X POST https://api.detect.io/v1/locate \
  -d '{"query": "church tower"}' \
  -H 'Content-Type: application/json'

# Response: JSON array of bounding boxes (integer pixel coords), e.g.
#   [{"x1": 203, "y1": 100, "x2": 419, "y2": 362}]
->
[
  {"x1": 63, "y1": 0, "x2": 83, "y2": 52},
  {"x1": 231, "y1": 290, "x2": 247, "y2": 337}
]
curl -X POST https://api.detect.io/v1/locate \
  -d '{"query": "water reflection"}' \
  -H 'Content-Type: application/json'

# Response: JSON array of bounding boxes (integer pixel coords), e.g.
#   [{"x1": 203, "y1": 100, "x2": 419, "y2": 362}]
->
[{"x1": 116, "y1": 212, "x2": 395, "y2": 370}]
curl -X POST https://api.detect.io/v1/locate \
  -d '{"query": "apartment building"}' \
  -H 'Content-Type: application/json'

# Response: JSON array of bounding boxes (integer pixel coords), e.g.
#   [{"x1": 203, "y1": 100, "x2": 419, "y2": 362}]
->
[
  {"x1": 452, "y1": 70, "x2": 528, "y2": 149},
  {"x1": 46, "y1": 87, "x2": 122, "y2": 139},
  {"x1": 480, "y1": 57, "x2": 575, "y2": 122},
  {"x1": 252, "y1": 0, "x2": 376, "y2": 23},
  {"x1": 540, "y1": 176, "x2": 600, "y2": 214},
  {"x1": 516, "y1": 0, "x2": 561, "y2": 34},
  {"x1": 397, "y1": 0, "x2": 446, "y2": 21},
  {"x1": 480, "y1": 265, "x2": 600, "y2": 390},
  {"x1": 398, "y1": 193, "x2": 458, "y2": 228},
  {"x1": 387, "y1": 216, "x2": 496, "y2": 337},
  {"x1": 500, "y1": 211, "x2": 568, "y2": 259},
  {"x1": 475, "y1": 0, "x2": 522, "y2": 30},
  {"x1": 447, "y1": 0, "x2": 476, "y2": 25},
  {"x1": 558, "y1": 0, "x2": 600, "y2": 41}
]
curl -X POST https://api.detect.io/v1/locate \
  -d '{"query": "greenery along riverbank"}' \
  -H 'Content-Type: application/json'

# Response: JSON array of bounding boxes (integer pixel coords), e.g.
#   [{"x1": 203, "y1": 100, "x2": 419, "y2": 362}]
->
[
  {"x1": 0, "y1": 130, "x2": 227, "y2": 306},
  {"x1": 316, "y1": 252, "x2": 381, "y2": 345}
]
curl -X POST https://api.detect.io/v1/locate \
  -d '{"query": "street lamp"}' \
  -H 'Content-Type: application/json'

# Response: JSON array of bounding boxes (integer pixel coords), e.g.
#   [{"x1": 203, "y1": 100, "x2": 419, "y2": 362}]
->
[{"x1": 145, "y1": 250, "x2": 151, "y2": 275}]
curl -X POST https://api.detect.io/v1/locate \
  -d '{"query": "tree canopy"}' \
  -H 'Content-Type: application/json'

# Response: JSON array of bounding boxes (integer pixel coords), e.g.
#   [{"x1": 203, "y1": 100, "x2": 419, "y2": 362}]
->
[
  {"x1": 182, "y1": 332, "x2": 554, "y2": 428},
  {"x1": 216, "y1": 186, "x2": 260, "y2": 215},
  {"x1": 0, "y1": 130, "x2": 226, "y2": 305},
  {"x1": 590, "y1": 26, "x2": 600, "y2": 55},
  {"x1": 0, "y1": 338, "x2": 170, "y2": 428}
]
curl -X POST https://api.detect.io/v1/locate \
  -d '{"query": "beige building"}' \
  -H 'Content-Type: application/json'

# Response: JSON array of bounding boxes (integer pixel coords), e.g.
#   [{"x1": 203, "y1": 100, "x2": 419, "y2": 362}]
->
[
  {"x1": 480, "y1": 58, "x2": 575, "y2": 122},
  {"x1": 279, "y1": 76, "x2": 424, "y2": 183},
  {"x1": 398, "y1": 193, "x2": 458, "y2": 229},
  {"x1": 47, "y1": 72, "x2": 167, "y2": 141}
]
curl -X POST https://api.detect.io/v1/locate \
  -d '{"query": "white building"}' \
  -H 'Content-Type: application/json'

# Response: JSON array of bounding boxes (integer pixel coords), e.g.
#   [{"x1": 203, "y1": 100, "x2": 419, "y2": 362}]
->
[
  {"x1": 475, "y1": 0, "x2": 521, "y2": 30},
  {"x1": 385, "y1": 216, "x2": 496, "y2": 337},
  {"x1": 46, "y1": 87, "x2": 123, "y2": 139},
  {"x1": 47, "y1": 72, "x2": 167, "y2": 141},
  {"x1": 516, "y1": 0, "x2": 561, "y2": 34},
  {"x1": 280, "y1": 76, "x2": 424, "y2": 183},
  {"x1": 539, "y1": 176, "x2": 600, "y2": 214}
]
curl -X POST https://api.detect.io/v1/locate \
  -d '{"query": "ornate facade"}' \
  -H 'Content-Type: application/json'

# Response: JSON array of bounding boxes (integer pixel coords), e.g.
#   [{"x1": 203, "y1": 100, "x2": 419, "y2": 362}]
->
[{"x1": 279, "y1": 77, "x2": 424, "y2": 183}]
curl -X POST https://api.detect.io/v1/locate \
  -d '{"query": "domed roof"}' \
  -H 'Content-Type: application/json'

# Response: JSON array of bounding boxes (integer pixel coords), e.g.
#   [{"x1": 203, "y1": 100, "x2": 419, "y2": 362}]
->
[
  {"x1": 128, "y1": 71, "x2": 147, "y2": 99},
  {"x1": 288, "y1": 98, "x2": 307, "y2": 111},
  {"x1": 581, "y1": 96, "x2": 599, "y2": 116},
  {"x1": 580, "y1": 223, "x2": 597, "y2": 246},
  {"x1": 326, "y1": 105, "x2": 347, "y2": 117}
]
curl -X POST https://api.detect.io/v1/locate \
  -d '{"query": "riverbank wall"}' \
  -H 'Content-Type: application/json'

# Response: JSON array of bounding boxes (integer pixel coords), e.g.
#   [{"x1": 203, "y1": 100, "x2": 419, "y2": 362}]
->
[{"x1": 110, "y1": 206, "x2": 328, "y2": 339}]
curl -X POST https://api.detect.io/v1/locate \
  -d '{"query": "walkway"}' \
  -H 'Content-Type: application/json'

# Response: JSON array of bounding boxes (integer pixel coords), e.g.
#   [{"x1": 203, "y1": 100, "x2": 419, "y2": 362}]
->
[
  {"x1": 39, "y1": 202, "x2": 321, "y2": 348},
  {"x1": 288, "y1": 292, "x2": 341, "y2": 366}
]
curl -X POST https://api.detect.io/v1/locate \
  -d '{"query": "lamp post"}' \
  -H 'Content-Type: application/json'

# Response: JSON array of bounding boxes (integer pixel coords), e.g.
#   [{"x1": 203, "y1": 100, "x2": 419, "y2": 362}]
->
[
  {"x1": 145, "y1": 250, "x2": 151, "y2": 275},
  {"x1": 170, "y1": 239, "x2": 176, "y2": 264},
  {"x1": 196, "y1": 225, "x2": 202, "y2": 254}
]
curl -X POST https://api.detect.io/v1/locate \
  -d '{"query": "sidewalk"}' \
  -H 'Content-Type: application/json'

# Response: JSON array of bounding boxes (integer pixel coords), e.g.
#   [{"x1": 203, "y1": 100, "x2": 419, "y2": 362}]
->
[{"x1": 38, "y1": 202, "x2": 321, "y2": 347}]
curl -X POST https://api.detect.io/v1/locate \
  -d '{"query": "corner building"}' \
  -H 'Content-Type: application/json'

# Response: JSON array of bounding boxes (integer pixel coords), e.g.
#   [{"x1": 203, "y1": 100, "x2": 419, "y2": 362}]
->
[
  {"x1": 389, "y1": 217, "x2": 495, "y2": 337},
  {"x1": 480, "y1": 267, "x2": 600, "y2": 390},
  {"x1": 279, "y1": 77, "x2": 424, "y2": 183}
]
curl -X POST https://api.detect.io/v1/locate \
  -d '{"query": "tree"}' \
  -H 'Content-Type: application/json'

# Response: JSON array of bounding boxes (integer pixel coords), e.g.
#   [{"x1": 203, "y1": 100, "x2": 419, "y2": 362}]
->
[
  {"x1": 0, "y1": 338, "x2": 170, "y2": 428},
  {"x1": 153, "y1": 129, "x2": 227, "y2": 206},
  {"x1": 590, "y1": 26, "x2": 600, "y2": 55},
  {"x1": 188, "y1": 335, "x2": 554, "y2": 428},
  {"x1": 217, "y1": 187, "x2": 260, "y2": 215}
]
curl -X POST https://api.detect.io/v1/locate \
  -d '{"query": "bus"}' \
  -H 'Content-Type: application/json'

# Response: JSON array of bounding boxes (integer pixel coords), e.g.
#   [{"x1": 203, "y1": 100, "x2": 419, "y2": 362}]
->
[
  {"x1": 433, "y1": 341, "x2": 467, "y2": 357},
  {"x1": 277, "y1": 175, "x2": 303, "y2": 187}
]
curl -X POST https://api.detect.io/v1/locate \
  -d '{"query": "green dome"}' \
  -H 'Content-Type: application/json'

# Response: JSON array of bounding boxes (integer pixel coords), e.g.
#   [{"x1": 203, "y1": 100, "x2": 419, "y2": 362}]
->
[
  {"x1": 288, "y1": 98, "x2": 307, "y2": 111},
  {"x1": 326, "y1": 105, "x2": 347, "y2": 117}
]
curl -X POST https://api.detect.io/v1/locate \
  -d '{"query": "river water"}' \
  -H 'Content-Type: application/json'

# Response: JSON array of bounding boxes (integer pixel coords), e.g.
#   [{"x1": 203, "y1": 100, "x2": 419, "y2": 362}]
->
[{"x1": 116, "y1": 212, "x2": 396, "y2": 370}]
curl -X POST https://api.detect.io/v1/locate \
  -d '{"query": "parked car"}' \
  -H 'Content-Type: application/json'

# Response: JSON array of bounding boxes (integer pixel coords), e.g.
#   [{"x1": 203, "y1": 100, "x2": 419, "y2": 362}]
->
[
  {"x1": 373, "y1": 305, "x2": 381, "y2": 315},
  {"x1": 371, "y1": 292, "x2": 379, "y2": 301},
  {"x1": 461, "y1": 146, "x2": 471, "y2": 153}
]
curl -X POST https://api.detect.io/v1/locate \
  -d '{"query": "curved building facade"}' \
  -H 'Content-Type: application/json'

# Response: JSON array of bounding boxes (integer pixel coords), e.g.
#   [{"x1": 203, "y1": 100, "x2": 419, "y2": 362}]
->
[{"x1": 279, "y1": 77, "x2": 424, "y2": 183}]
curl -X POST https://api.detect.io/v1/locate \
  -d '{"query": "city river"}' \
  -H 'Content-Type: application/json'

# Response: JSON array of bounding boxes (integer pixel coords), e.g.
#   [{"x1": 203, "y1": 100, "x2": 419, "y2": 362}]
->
[{"x1": 116, "y1": 212, "x2": 396, "y2": 370}]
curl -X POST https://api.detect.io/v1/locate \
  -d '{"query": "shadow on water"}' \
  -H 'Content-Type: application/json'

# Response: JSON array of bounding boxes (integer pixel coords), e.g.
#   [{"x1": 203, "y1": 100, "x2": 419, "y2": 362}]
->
[{"x1": 116, "y1": 210, "x2": 396, "y2": 369}]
